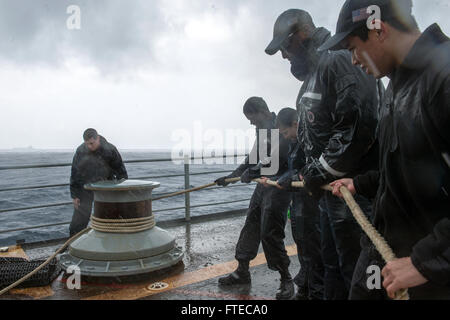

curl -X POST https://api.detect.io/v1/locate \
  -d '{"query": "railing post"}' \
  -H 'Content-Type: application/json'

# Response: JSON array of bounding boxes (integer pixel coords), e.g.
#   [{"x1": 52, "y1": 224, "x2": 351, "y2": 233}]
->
[{"x1": 184, "y1": 155, "x2": 191, "y2": 222}]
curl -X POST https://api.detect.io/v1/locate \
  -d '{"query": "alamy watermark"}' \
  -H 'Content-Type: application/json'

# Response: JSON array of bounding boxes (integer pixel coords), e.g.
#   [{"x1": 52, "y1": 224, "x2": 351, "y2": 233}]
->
[
  {"x1": 66, "y1": 5, "x2": 81, "y2": 30},
  {"x1": 366, "y1": 265, "x2": 382, "y2": 290},
  {"x1": 367, "y1": 5, "x2": 381, "y2": 30},
  {"x1": 352, "y1": 5, "x2": 381, "y2": 31},
  {"x1": 65, "y1": 265, "x2": 81, "y2": 290},
  {"x1": 170, "y1": 122, "x2": 280, "y2": 175}
]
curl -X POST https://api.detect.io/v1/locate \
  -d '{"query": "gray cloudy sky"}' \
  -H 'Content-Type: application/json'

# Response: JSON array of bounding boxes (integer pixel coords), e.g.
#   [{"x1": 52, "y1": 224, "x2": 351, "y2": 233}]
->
[{"x1": 0, "y1": 0, "x2": 449, "y2": 150}]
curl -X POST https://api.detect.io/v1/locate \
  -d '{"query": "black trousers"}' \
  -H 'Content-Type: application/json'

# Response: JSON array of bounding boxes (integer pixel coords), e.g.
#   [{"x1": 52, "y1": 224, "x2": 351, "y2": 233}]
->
[
  {"x1": 290, "y1": 190, "x2": 324, "y2": 299},
  {"x1": 235, "y1": 184, "x2": 292, "y2": 274},
  {"x1": 319, "y1": 192, "x2": 371, "y2": 300},
  {"x1": 69, "y1": 191, "x2": 94, "y2": 237}
]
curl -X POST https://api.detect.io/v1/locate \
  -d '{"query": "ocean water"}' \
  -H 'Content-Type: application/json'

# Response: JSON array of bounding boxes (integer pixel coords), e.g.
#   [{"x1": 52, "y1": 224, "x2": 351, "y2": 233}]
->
[{"x1": 0, "y1": 151, "x2": 254, "y2": 246}]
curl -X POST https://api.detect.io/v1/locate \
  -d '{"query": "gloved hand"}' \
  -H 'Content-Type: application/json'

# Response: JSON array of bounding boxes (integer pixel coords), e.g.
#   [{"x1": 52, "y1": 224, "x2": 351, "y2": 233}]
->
[
  {"x1": 215, "y1": 175, "x2": 237, "y2": 187},
  {"x1": 302, "y1": 163, "x2": 329, "y2": 199},
  {"x1": 241, "y1": 167, "x2": 261, "y2": 184},
  {"x1": 277, "y1": 170, "x2": 298, "y2": 189}
]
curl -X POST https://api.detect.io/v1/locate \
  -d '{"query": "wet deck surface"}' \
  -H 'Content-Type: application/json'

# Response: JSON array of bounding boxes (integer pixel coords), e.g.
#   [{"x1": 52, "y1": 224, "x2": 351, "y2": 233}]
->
[{"x1": 1, "y1": 212, "x2": 299, "y2": 300}]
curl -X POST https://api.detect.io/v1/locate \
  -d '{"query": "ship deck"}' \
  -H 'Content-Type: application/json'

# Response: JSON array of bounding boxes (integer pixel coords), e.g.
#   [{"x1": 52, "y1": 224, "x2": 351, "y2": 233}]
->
[{"x1": 0, "y1": 210, "x2": 299, "y2": 300}]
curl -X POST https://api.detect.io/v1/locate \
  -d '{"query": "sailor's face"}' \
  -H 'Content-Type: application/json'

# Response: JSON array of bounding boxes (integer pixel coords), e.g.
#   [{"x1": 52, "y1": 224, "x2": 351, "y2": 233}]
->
[
  {"x1": 245, "y1": 112, "x2": 265, "y2": 129},
  {"x1": 279, "y1": 122, "x2": 298, "y2": 141},
  {"x1": 280, "y1": 31, "x2": 311, "y2": 81},
  {"x1": 85, "y1": 136, "x2": 101, "y2": 152},
  {"x1": 345, "y1": 31, "x2": 393, "y2": 79},
  {"x1": 280, "y1": 31, "x2": 308, "y2": 62}
]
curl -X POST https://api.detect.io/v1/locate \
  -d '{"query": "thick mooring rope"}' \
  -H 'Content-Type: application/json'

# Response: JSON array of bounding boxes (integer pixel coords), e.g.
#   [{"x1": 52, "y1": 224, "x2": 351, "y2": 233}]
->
[
  {"x1": 90, "y1": 215, "x2": 155, "y2": 233},
  {"x1": 151, "y1": 178, "x2": 241, "y2": 201},
  {"x1": 152, "y1": 183, "x2": 218, "y2": 201}
]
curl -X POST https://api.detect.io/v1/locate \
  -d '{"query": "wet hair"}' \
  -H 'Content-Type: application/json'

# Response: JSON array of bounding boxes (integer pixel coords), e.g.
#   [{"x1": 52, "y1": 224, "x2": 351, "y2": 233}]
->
[
  {"x1": 350, "y1": 0, "x2": 419, "y2": 42},
  {"x1": 243, "y1": 97, "x2": 270, "y2": 115},
  {"x1": 83, "y1": 128, "x2": 98, "y2": 141},
  {"x1": 276, "y1": 108, "x2": 298, "y2": 128}
]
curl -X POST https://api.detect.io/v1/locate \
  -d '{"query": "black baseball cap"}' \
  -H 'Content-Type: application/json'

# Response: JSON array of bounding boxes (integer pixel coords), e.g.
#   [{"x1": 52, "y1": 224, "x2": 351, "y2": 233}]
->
[
  {"x1": 318, "y1": 0, "x2": 414, "y2": 51},
  {"x1": 265, "y1": 9, "x2": 314, "y2": 55}
]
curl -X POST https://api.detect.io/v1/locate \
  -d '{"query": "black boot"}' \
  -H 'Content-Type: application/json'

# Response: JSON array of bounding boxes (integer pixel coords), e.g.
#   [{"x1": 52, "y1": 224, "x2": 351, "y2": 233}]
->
[
  {"x1": 292, "y1": 287, "x2": 309, "y2": 300},
  {"x1": 218, "y1": 260, "x2": 251, "y2": 286},
  {"x1": 218, "y1": 271, "x2": 251, "y2": 285},
  {"x1": 276, "y1": 271, "x2": 294, "y2": 300}
]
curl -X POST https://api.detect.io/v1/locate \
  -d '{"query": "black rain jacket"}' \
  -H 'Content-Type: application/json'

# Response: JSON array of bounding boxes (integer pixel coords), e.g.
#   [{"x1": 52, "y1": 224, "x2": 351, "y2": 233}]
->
[
  {"x1": 296, "y1": 28, "x2": 381, "y2": 182},
  {"x1": 354, "y1": 24, "x2": 450, "y2": 294},
  {"x1": 70, "y1": 136, "x2": 128, "y2": 199}
]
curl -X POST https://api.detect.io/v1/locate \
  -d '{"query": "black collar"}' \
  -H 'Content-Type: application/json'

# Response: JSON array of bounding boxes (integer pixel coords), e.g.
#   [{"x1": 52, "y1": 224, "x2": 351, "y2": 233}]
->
[
  {"x1": 401, "y1": 23, "x2": 449, "y2": 70},
  {"x1": 390, "y1": 24, "x2": 449, "y2": 88}
]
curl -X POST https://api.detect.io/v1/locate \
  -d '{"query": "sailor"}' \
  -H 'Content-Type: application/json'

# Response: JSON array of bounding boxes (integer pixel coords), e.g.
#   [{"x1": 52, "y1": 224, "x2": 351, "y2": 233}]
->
[
  {"x1": 274, "y1": 108, "x2": 324, "y2": 300},
  {"x1": 321, "y1": 0, "x2": 450, "y2": 299},
  {"x1": 69, "y1": 128, "x2": 128, "y2": 236},
  {"x1": 215, "y1": 97, "x2": 294, "y2": 300},
  {"x1": 265, "y1": 9, "x2": 381, "y2": 299}
]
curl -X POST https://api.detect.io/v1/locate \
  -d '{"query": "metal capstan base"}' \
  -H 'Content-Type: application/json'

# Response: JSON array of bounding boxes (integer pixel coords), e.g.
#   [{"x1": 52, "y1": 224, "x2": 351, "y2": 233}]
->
[
  {"x1": 59, "y1": 248, "x2": 184, "y2": 278},
  {"x1": 58, "y1": 180, "x2": 184, "y2": 277},
  {"x1": 59, "y1": 228, "x2": 184, "y2": 277}
]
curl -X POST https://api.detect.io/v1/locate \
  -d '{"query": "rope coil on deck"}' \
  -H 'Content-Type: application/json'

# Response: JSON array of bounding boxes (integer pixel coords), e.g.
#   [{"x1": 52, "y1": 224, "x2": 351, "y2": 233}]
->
[{"x1": 90, "y1": 216, "x2": 155, "y2": 233}]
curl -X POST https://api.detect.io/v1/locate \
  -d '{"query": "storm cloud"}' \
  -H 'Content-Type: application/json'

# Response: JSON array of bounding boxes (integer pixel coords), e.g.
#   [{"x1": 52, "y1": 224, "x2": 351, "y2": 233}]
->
[
  {"x1": 0, "y1": 0, "x2": 344, "y2": 73},
  {"x1": 0, "y1": 0, "x2": 448, "y2": 149},
  {"x1": 0, "y1": 0, "x2": 447, "y2": 72},
  {"x1": 0, "y1": 0, "x2": 166, "y2": 70}
]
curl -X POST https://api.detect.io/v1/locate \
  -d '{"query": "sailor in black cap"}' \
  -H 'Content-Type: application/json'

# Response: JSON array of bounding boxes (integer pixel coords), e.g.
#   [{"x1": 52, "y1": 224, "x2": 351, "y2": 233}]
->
[
  {"x1": 266, "y1": 9, "x2": 382, "y2": 300},
  {"x1": 322, "y1": 0, "x2": 450, "y2": 300}
]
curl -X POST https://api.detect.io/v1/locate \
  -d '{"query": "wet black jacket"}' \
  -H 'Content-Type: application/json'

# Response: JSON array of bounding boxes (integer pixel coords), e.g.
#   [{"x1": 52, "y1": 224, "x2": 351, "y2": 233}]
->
[
  {"x1": 70, "y1": 136, "x2": 128, "y2": 199},
  {"x1": 354, "y1": 24, "x2": 450, "y2": 292},
  {"x1": 296, "y1": 28, "x2": 381, "y2": 182},
  {"x1": 230, "y1": 113, "x2": 290, "y2": 180}
]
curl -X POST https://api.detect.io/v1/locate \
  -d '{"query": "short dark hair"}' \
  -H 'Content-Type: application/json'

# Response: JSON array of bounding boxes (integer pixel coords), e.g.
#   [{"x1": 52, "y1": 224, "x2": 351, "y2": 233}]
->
[
  {"x1": 276, "y1": 108, "x2": 298, "y2": 128},
  {"x1": 83, "y1": 128, "x2": 98, "y2": 141},
  {"x1": 243, "y1": 97, "x2": 270, "y2": 115},
  {"x1": 350, "y1": 0, "x2": 419, "y2": 42}
]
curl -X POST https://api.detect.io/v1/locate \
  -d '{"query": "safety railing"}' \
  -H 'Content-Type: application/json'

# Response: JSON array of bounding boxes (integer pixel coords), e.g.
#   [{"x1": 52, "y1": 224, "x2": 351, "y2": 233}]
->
[{"x1": 0, "y1": 154, "x2": 252, "y2": 236}]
